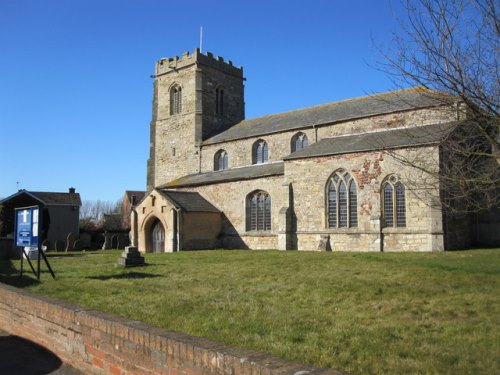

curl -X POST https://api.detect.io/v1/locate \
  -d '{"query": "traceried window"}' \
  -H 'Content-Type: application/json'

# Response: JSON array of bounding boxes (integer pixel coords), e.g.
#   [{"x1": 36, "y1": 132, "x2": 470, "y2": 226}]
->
[
  {"x1": 327, "y1": 170, "x2": 358, "y2": 228},
  {"x1": 170, "y1": 85, "x2": 182, "y2": 115},
  {"x1": 246, "y1": 191, "x2": 271, "y2": 231},
  {"x1": 214, "y1": 149, "x2": 228, "y2": 171},
  {"x1": 291, "y1": 132, "x2": 309, "y2": 152},
  {"x1": 252, "y1": 139, "x2": 268, "y2": 164},
  {"x1": 382, "y1": 176, "x2": 406, "y2": 228},
  {"x1": 216, "y1": 86, "x2": 225, "y2": 115}
]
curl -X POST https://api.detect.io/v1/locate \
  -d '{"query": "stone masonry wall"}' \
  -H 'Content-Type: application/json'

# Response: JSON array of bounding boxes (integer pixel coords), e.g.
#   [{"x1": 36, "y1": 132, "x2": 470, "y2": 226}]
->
[
  {"x1": 0, "y1": 283, "x2": 345, "y2": 375},
  {"x1": 284, "y1": 146, "x2": 444, "y2": 252},
  {"x1": 199, "y1": 106, "x2": 454, "y2": 174},
  {"x1": 175, "y1": 174, "x2": 285, "y2": 250}
]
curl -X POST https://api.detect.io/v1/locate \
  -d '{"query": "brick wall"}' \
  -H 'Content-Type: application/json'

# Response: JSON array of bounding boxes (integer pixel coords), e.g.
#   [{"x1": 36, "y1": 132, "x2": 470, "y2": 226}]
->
[{"x1": 0, "y1": 283, "x2": 346, "y2": 375}]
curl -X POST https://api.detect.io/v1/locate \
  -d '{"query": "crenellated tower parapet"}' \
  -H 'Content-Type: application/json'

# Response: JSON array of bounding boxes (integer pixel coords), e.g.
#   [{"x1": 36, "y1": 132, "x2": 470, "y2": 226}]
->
[{"x1": 154, "y1": 48, "x2": 244, "y2": 79}]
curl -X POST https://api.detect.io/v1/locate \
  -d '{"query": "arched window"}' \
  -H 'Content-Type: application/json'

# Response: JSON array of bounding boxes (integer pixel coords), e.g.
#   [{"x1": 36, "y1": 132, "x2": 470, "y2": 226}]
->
[
  {"x1": 327, "y1": 170, "x2": 358, "y2": 228},
  {"x1": 246, "y1": 191, "x2": 271, "y2": 231},
  {"x1": 170, "y1": 85, "x2": 182, "y2": 115},
  {"x1": 216, "y1": 86, "x2": 224, "y2": 115},
  {"x1": 382, "y1": 176, "x2": 406, "y2": 227},
  {"x1": 291, "y1": 132, "x2": 309, "y2": 153},
  {"x1": 214, "y1": 150, "x2": 228, "y2": 171},
  {"x1": 252, "y1": 139, "x2": 268, "y2": 164}
]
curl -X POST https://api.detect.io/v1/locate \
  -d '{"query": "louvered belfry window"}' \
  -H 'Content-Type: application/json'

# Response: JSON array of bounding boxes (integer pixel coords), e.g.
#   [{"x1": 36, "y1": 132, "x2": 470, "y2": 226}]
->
[
  {"x1": 247, "y1": 191, "x2": 271, "y2": 231},
  {"x1": 327, "y1": 170, "x2": 358, "y2": 228},
  {"x1": 170, "y1": 85, "x2": 182, "y2": 115}
]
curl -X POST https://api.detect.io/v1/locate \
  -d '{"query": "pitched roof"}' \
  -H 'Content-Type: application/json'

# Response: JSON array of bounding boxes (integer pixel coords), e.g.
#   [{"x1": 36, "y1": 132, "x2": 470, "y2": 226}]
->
[
  {"x1": 160, "y1": 162, "x2": 284, "y2": 188},
  {"x1": 158, "y1": 190, "x2": 220, "y2": 213},
  {"x1": 284, "y1": 122, "x2": 458, "y2": 160},
  {"x1": 0, "y1": 190, "x2": 82, "y2": 206},
  {"x1": 204, "y1": 88, "x2": 453, "y2": 145}
]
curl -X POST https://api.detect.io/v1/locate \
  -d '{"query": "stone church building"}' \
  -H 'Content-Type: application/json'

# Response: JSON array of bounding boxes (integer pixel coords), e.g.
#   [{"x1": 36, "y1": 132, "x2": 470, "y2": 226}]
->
[{"x1": 131, "y1": 48, "x2": 495, "y2": 253}]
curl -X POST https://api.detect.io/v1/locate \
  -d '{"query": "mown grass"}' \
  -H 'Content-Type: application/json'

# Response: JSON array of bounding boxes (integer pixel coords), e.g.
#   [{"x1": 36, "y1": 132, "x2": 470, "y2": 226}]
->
[{"x1": 1, "y1": 249, "x2": 499, "y2": 374}]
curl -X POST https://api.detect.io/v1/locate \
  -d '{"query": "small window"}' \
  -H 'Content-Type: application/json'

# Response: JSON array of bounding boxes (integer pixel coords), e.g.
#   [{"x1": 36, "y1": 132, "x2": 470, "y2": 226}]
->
[
  {"x1": 327, "y1": 170, "x2": 358, "y2": 228},
  {"x1": 216, "y1": 87, "x2": 224, "y2": 115},
  {"x1": 214, "y1": 150, "x2": 228, "y2": 171},
  {"x1": 382, "y1": 176, "x2": 406, "y2": 228},
  {"x1": 246, "y1": 190, "x2": 271, "y2": 231},
  {"x1": 252, "y1": 139, "x2": 268, "y2": 164},
  {"x1": 291, "y1": 132, "x2": 309, "y2": 152},
  {"x1": 170, "y1": 85, "x2": 182, "y2": 115}
]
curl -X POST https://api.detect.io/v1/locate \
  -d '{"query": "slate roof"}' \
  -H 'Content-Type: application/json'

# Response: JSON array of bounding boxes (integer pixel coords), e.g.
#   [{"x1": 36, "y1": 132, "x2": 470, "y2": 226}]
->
[
  {"x1": 0, "y1": 190, "x2": 82, "y2": 206},
  {"x1": 284, "y1": 122, "x2": 458, "y2": 160},
  {"x1": 158, "y1": 190, "x2": 220, "y2": 212},
  {"x1": 160, "y1": 162, "x2": 285, "y2": 188},
  {"x1": 204, "y1": 88, "x2": 453, "y2": 145}
]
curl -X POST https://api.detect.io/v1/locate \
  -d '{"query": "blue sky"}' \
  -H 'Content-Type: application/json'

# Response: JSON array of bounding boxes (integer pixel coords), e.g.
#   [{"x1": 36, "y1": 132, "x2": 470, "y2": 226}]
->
[{"x1": 0, "y1": 0, "x2": 404, "y2": 202}]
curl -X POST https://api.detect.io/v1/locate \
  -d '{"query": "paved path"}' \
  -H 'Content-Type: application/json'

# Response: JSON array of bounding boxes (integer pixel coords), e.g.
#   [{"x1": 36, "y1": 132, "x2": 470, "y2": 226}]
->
[{"x1": 0, "y1": 330, "x2": 82, "y2": 374}]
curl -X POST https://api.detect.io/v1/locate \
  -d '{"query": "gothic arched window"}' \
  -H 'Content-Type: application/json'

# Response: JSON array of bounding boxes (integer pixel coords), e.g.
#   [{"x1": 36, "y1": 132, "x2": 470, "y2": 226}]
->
[
  {"x1": 214, "y1": 150, "x2": 228, "y2": 171},
  {"x1": 291, "y1": 132, "x2": 309, "y2": 153},
  {"x1": 216, "y1": 86, "x2": 225, "y2": 115},
  {"x1": 252, "y1": 139, "x2": 268, "y2": 164},
  {"x1": 382, "y1": 176, "x2": 406, "y2": 228},
  {"x1": 246, "y1": 190, "x2": 271, "y2": 231},
  {"x1": 170, "y1": 85, "x2": 182, "y2": 115},
  {"x1": 327, "y1": 170, "x2": 358, "y2": 228}
]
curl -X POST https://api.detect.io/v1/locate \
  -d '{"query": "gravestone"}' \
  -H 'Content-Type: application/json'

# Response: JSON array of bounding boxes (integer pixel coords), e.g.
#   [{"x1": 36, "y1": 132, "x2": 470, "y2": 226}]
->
[
  {"x1": 65, "y1": 232, "x2": 76, "y2": 252},
  {"x1": 118, "y1": 246, "x2": 145, "y2": 267}
]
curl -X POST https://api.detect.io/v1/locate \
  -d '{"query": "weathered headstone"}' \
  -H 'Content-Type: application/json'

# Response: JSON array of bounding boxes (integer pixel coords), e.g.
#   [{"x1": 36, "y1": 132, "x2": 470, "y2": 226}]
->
[
  {"x1": 65, "y1": 232, "x2": 76, "y2": 252},
  {"x1": 118, "y1": 246, "x2": 145, "y2": 267}
]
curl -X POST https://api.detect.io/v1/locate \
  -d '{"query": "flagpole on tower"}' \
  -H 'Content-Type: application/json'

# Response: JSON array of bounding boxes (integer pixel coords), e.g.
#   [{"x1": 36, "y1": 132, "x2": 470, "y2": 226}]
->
[{"x1": 200, "y1": 26, "x2": 203, "y2": 53}]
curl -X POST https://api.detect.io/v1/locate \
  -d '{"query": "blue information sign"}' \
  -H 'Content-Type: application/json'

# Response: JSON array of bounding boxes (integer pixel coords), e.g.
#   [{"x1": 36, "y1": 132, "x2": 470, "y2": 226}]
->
[{"x1": 15, "y1": 207, "x2": 40, "y2": 248}]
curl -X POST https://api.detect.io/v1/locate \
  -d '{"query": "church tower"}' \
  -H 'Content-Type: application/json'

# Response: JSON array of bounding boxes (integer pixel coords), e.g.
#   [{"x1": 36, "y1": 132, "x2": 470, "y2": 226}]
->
[{"x1": 147, "y1": 49, "x2": 245, "y2": 190}]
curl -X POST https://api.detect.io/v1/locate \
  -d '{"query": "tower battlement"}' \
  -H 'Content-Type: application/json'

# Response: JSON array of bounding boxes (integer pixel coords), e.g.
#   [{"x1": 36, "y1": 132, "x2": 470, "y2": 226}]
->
[{"x1": 155, "y1": 48, "x2": 244, "y2": 77}]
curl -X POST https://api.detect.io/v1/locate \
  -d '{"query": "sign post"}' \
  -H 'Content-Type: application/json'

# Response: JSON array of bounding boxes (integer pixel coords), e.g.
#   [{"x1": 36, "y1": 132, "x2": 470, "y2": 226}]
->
[{"x1": 15, "y1": 206, "x2": 55, "y2": 280}]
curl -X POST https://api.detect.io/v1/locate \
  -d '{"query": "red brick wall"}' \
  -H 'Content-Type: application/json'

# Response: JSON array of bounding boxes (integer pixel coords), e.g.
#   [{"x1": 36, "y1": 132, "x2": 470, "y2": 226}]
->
[{"x1": 0, "y1": 283, "x2": 345, "y2": 375}]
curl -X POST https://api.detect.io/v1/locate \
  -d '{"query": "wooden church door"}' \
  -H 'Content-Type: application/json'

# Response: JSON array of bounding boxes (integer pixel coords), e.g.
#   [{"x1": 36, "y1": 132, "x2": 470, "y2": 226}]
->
[{"x1": 152, "y1": 220, "x2": 165, "y2": 253}]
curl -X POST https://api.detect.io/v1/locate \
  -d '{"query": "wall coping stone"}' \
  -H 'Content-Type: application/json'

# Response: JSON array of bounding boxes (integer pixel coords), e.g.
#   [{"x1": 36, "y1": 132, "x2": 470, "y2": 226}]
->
[{"x1": 0, "y1": 282, "x2": 348, "y2": 375}]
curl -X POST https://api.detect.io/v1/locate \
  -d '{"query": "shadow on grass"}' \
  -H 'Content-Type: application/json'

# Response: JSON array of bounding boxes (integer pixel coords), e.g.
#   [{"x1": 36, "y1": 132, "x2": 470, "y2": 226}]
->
[
  {"x1": 87, "y1": 272, "x2": 162, "y2": 280},
  {"x1": 0, "y1": 259, "x2": 40, "y2": 288}
]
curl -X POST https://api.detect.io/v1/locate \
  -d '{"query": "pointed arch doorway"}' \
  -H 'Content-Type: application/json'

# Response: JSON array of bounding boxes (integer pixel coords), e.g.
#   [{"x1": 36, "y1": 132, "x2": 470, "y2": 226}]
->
[{"x1": 151, "y1": 220, "x2": 165, "y2": 253}]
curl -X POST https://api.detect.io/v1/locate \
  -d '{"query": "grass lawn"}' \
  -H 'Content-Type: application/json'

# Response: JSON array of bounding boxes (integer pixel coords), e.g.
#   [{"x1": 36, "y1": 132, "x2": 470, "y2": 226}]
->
[{"x1": 1, "y1": 249, "x2": 499, "y2": 374}]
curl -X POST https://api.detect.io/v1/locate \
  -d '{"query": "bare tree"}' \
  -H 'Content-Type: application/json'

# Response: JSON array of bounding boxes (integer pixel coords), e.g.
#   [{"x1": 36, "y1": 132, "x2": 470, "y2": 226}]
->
[
  {"x1": 79, "y1": 199, "x2": 120, "y2": 228},
  {"x1": 380, "y1": 0, "x2": 499, "y2": 213}
]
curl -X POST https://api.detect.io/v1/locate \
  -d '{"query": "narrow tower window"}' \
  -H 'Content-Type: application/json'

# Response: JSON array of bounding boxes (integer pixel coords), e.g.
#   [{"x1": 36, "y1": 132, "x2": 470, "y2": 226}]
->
[
  {"x1": 170, "y1": 85, "x2": 182, "y2": 115},
  {"x1": 216, "y1": 87, "x2": 225, "y2": 115}
]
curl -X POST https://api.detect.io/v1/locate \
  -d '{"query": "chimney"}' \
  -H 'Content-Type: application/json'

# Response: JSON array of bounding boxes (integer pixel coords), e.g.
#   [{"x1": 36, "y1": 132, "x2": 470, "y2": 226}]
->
[{"x1": 69, "y1": 187, "x2": 76, "y2": 194}]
